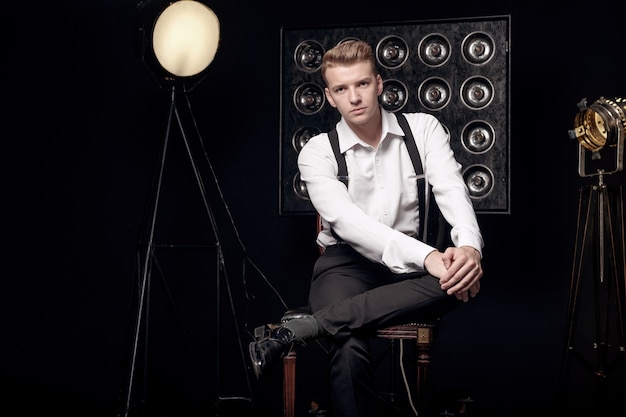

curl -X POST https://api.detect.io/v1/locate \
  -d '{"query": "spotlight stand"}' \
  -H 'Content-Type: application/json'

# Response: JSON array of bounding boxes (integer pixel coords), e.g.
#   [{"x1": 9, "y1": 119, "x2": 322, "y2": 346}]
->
[
  {"x1": 120, "y1": 86, "x2": 252, "y2": 417},
  {"x1": 560, "y1": 125, "x2": 626, "y2": 412}
]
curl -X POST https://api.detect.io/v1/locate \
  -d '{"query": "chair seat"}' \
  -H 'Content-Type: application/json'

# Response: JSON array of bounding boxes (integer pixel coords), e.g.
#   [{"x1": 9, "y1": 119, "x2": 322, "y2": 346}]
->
[
  {"x1": 281, "y1": 306, "x2": 438, "y2": 331},
  {"x1": 377, "y1": 322, "x2": 436, "y2": 339}
]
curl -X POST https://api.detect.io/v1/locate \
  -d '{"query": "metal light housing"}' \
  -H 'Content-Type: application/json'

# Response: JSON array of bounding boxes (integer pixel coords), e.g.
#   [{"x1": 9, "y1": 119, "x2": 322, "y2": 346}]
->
[{"x1": 568, "y1": 96, "x2": 625, "y2": 177}]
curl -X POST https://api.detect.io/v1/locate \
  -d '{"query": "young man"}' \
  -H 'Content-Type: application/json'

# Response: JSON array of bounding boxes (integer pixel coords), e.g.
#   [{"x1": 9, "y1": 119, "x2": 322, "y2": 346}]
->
[{"x1": 250, "y1": 39, "x2": 484, "y2": 417}]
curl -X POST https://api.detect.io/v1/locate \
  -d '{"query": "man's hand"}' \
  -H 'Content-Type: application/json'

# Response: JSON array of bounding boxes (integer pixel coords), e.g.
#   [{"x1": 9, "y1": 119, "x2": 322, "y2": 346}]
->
[{"x1": 424, "y1": 246, "x2": 483, "y2": 302}]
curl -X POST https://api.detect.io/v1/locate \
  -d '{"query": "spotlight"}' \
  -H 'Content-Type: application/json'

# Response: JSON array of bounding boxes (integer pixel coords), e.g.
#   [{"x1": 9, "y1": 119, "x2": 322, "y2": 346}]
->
[
  {"x1": 418, "y1": 33, "x2": 451, "y2": 67},
  {"x1": 380, "y1": 79, "x2": 408, "y2": 112},
  {"x1": 562, "y1": 96, "x2": 626, "y2": 401},
  {"x1": 293, "y1": 83, "x2": 325, "y2": 114},
  {"x1": 376, "y1": 35, "x2": 409, "y2": 69},
  {"x1": 139, "y1": 0, "x2": 220, "y2": 90},
  {"x1": 294, "y1": 40, "x2": 324, "y2": 72},
  {"x1": 125, "y1": 0, "x2": 256, "y2": 414},
  {"x1": 568, "y1": 96, "x2": 625, "y2": 177}
]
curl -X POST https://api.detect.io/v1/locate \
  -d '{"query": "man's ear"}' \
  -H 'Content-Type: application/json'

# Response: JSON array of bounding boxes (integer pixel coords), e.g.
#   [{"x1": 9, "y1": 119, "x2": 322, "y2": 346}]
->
[
  {"x1": 376, "y1": 74, "x2": 383, "y2": 95},
  {"x1": 324, "y1": 87, "x2": 337, "y2": 108}
]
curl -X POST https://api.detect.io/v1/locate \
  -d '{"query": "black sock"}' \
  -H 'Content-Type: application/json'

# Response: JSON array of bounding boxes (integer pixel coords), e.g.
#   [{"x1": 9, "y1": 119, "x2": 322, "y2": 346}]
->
[{"x1": 282, "y1": 315, "x2": 325, "y2": 341}]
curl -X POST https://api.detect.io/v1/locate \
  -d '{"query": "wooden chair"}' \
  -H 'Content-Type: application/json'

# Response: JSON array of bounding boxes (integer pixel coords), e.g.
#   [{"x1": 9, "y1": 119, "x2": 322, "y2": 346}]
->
[
  {"x1": 281, "y1": 215, "x2": 440, "y2": 417},
  {"x1": 282, "y1": 308, "x2": 436, "y2": 417}
]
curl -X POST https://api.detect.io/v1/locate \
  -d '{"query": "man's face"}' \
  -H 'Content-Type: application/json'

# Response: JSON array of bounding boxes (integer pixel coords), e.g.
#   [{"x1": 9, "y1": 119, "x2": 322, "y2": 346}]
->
[{"x1": 324, "y1": 61, "x2": 383, "y2": 127}]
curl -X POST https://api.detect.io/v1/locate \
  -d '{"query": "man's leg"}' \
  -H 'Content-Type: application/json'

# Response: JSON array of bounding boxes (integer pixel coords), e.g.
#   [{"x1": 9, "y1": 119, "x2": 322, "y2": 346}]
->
[
  {"x1": 309, "y1": 244, "x2": 460, "y2": 337},
  {"x1": 327, "y1": 334, "x2": 382, "y2": 417},
  {"x1": 307, "y1": 244, "x2": 460, "y2": 417}
]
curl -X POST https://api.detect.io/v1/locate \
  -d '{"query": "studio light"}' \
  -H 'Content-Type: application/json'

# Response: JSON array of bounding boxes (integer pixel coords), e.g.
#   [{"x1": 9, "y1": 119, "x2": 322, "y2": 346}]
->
[
  {"x1": 153, "y1": 0, "x2": 219, "y2": 77},
  {"x1": 568, "y1": 96, "x2": 625, "y2": 177},
  {"x1": 561, "y1": 95, "x2": 626, "y2": 405},
  {"x1": 123, "y1": 3, "x2": 238, "y2": 417},
  {"x1": 139, "y1": 0, "x2": 220, "y2": 90}
]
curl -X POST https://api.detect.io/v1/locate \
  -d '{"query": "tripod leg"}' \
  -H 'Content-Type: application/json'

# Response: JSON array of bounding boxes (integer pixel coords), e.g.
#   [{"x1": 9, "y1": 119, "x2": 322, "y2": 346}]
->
[
  {"x1": 121, "y1": 90, "x2": 177, "y2": 417},
  {"x1": 174, "y1": 95, "x2": 254, "y2": 408},
  {"x1": 560, "y1": 185, "x2": 626, "y2": 412}
]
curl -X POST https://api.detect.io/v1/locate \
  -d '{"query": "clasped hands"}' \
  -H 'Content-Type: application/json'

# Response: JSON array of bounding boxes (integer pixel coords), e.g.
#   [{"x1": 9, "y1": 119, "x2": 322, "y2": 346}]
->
[{"x1": 424, "y1": 246, "x2": 483, "y2": 302}]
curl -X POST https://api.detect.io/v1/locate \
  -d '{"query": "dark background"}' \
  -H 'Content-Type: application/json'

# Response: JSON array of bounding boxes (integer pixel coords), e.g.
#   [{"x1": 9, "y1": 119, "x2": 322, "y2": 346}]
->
[{"x1": 8, "y1": 1, "x2": 625, "y2": 417}]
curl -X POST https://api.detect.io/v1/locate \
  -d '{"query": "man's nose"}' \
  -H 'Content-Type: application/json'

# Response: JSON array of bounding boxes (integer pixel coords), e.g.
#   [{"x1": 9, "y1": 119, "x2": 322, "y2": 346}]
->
[{"x1": 348, "y1": 87, "x2": 360, "y2": 102}]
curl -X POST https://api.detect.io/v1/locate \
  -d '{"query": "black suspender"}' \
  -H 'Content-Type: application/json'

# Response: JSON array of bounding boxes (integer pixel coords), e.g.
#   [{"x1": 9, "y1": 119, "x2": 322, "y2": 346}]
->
[
  {"x1": 327, "y1": 113, "x2": 446, "y2": 247},
  {"x1": 395, "y1": 113, "x2": 429, "y2": 242},
  {"x1": 328, "y1": 128, "x2": 348, "y2": 186}
]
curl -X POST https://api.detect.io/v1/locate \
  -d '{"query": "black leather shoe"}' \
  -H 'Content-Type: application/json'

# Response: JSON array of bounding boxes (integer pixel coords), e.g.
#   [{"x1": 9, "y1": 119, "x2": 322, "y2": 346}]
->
[{"x1": 249, "y1": 324, "x2": 298, "y2": 379}]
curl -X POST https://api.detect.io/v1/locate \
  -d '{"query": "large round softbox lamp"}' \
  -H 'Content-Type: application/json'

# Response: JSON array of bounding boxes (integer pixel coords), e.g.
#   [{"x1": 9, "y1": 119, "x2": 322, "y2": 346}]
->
[
  {"x1": 123, "y1": 3, "x2": 228, "y2": 416},
  {"x1": 152, "y1": 0, "x2": 220, "y2": 78},
  {"x1": 139, "y1": 0, "x2": 220, "y2": 90}
]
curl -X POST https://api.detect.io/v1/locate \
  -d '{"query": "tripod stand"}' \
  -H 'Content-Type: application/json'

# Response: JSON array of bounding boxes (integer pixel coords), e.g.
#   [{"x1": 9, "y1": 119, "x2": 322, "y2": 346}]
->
[
  {"x1": 560, "y1": 171, "x2": 626, "y2": 412},
  {"x1": 120, "y1": 86, "x2": 252, "y2": 417}
]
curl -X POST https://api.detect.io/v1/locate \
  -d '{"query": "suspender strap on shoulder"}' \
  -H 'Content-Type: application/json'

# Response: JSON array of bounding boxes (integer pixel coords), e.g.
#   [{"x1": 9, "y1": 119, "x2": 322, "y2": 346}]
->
[
  {"x1": 395, "y1": 113, "x2": 423, "y2": 175},
  {"x1": 328, "y1": 128, "x2": 348, "y2": 186},
  {"x1": 326, "y1": 128, "x2": 347, "y2": 241},
  {"x1": 395, "y1": 113, "x2": 430, "y2": 242}
]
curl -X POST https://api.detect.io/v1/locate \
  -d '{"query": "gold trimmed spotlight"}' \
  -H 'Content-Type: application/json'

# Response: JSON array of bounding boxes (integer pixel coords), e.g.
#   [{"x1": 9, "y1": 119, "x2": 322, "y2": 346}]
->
[{"x1": 569, "y1": 97, "x2": 626, "y2": 152}]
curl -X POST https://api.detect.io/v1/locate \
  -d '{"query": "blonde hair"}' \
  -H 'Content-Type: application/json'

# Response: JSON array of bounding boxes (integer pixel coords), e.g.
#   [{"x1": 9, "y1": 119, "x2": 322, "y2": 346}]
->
[{"x1": 320, "y1": 39, "x2": 377, "y2": 84}]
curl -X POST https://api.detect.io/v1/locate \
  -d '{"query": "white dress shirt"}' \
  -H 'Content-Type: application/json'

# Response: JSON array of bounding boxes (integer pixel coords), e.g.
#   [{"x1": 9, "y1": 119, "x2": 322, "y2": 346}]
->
[{"x1": 297, "y1": 107, "x2": 484, "y2": 274}]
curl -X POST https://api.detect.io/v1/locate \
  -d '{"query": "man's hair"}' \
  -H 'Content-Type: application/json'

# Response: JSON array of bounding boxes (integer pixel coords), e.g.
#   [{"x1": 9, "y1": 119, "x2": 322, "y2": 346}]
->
[{"x1": 320, "y1": 39, "x2": 377, "y2": 84}]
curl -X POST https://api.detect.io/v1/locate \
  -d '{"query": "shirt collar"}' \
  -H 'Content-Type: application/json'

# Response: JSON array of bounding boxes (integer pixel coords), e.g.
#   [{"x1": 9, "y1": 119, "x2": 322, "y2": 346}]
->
[{"x1": 335, "y1": 107, "x2": 405, "y2": 153}]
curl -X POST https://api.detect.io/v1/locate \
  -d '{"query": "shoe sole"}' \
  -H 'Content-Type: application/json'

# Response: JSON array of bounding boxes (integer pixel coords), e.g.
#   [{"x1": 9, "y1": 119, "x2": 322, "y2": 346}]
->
[{"x1": 249, "y1": 341, "x2": 262, "y2": 380}]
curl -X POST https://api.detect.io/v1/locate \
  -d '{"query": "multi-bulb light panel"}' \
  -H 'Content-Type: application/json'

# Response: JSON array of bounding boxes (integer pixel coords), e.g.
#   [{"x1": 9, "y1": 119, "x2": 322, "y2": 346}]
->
[{"x1": 279, "y1": 15, "x2": 511, "y2": 215}]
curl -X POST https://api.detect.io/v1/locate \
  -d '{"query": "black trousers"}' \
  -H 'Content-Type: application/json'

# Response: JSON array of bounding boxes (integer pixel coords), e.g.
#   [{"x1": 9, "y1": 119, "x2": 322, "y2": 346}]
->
[{"x1": 308, "y1": 244, "x2": 462, "y2": 417}]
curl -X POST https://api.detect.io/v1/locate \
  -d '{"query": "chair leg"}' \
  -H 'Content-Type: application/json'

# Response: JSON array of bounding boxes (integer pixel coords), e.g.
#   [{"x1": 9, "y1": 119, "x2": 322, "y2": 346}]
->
[
  {"x1": 283, "y1": 351, "x2": 297, "y2": 417},
  {"x1": 415, "y1": 325, "x2": 433, "y2": 401}
]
